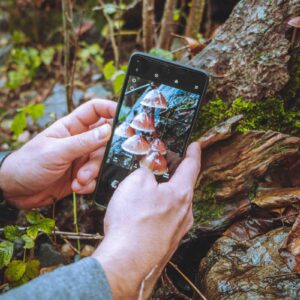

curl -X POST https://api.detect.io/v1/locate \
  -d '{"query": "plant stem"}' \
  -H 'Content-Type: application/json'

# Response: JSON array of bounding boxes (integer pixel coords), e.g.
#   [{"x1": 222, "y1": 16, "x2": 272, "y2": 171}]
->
[
  {"x1": 62, "y1": 0, "x2": 75, "y2": 112},
  {"x1": 72, "y1": 192, "x2": 81, "y2": 252}
]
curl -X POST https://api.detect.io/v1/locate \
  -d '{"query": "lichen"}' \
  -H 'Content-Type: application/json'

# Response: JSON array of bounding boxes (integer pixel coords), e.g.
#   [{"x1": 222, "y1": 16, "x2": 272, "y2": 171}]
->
[{"x1": 193, "y1": 182, "x2": 225, "y2": 224}]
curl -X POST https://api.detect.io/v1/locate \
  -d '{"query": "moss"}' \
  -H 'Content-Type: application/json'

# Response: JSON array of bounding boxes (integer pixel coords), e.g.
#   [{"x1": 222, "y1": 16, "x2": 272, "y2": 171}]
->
[
  {"x1": 193, "y1": 51, "x2": 300, "y2": 138},
  {"x1": 193, "y1": 96, "x2": 300, "y2": 138},
  {"x1": 193, "y1": 182, "x2": 225, "y2": 224}
]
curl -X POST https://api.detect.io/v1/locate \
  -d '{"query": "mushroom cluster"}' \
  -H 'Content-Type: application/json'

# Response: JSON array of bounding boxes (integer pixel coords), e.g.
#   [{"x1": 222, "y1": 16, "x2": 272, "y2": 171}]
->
[{"x1": 116, "y1": 87, "x2": 169, "y2": 176}]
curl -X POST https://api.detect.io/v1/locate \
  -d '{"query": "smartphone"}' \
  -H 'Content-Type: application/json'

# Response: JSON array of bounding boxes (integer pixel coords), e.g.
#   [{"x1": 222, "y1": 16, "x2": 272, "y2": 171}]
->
[{"x1": 94, "y1": 52, "x2": 208, "y2": 207}]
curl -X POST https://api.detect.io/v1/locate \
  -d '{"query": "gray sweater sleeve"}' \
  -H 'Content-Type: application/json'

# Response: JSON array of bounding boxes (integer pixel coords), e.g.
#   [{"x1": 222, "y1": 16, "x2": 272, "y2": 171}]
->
[{"x1": 0, "y1": 257, "x2": 112, "y2": 300}]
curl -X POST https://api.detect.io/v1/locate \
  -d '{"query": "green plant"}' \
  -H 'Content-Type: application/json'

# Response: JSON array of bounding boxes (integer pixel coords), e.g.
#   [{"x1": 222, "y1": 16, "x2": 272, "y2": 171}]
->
[
  {"x1": 77, "y1": 42, "x2": 104, "y2": 72},
  {"x1": 11, "y1": 103, "x2": 45, "y2": 138},
  {"x1": 103, "y1": 60, "x2": 127, "y2": 96},
  {"x1": 0, "y1": 211, "x2": 55, "y2": 287},
  {"x1": 149, "y1": 48, "x2": 174, "y2": 60},
  {"x1": 6, "y1": 46, "x2": 56, "y2": 90}
]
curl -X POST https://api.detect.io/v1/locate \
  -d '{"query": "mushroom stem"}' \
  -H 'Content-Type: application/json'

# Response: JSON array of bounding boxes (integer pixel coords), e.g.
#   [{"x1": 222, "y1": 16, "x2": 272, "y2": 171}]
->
[{"x1": 291, "y1": 28, "x2": 298, "y2": 45}]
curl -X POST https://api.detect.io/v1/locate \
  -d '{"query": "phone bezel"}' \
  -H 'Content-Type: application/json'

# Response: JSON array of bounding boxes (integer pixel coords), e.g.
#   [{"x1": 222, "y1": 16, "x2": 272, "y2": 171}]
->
[{"x1": 93, "y1": 52, "x2": 209, "y2": 208}]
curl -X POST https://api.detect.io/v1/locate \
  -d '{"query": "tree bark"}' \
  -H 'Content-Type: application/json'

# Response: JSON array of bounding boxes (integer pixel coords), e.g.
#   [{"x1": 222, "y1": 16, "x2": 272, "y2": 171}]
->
[
  {"x1": 158, "y1": 0, "x2": 177, "y2": 49},
  {"x1": 142, "y1": 0, "x2": 155, "y2": 51},
  {"x1": 185, "y1": 0, "x2": 206, "y2": 39},
  {"x1": 188, "y1": 0, "x2": 300, "y2": 102}
]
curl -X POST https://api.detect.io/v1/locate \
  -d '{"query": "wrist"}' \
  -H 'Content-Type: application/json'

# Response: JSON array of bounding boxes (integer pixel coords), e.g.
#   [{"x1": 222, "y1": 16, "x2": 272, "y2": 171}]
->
[
  {"x1": 92, "y1": 234, "x2": 144, "y2": 299},
  {"x1": 0, "y1": 151, "x2": 16, "y2": 202}
]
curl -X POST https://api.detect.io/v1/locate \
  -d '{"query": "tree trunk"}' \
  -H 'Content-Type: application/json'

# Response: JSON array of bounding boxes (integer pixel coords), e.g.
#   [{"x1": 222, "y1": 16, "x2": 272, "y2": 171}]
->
[
  {"x1": 158, "y1": 0, "x2": 177, "y2": 49},
  {"x1": 185, "y1": 0, "x2": 206, "y2": 39},
  {"x1": 142, "y1": 0, "x2": 155, "y2": 51},
  {"x1": 188, "y1": 0, "x2": 300, "y2": 102}
]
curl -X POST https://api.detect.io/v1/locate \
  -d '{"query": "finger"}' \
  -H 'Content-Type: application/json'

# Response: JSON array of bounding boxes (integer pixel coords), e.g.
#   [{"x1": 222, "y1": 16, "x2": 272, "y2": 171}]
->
[
  {"x1": 58, "y1": 124, "x2": 111, "y2": 161},
  {"x1": 75, "y1": 147, "x2": 105, "y2": 185},
  {"x1": 120, "y1": 167, "x2": 157, "y2": 187},
  {"x1": 72, "y1": 178, "x2": 96, "y2": 194},
  {"x1": 169, "y1": 142, "x2": 201, "y2": 190},
  {"x1": 61, "y1": 99, "x2": 117, "y2": 135}
]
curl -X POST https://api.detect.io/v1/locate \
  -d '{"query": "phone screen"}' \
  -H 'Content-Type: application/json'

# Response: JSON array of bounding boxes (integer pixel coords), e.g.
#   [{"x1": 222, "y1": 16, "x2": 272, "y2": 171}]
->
[{"x1": 94, "y1": 53, "x2": 208, "y2": 207}]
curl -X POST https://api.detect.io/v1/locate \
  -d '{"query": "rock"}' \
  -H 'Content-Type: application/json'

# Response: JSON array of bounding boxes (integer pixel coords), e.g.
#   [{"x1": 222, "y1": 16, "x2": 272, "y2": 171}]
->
[
  {"x1": 17, "y1": 130, "x2": 30, "y2": 143},
  {"x1": 61, "y1": 243, "x2": 75, "y2": 258},
  {"x1": 84, "y1": 83, "x2": 112, "y2": 100},
  {"x1": 191, "y1": 121, "x2": 300, "y2": 238},
  {"x1": 36, "y1": 243, "x2": 64, "y2": 268},
  {"x1": 80, "y1": 245, "x2": 95, "y2": 257},
  {"x1": 37, "y1": 83, "x2": 84, "y2": 128},
  {"x1": 196, "y1": 227, "x2": 300, "y2": 300}
]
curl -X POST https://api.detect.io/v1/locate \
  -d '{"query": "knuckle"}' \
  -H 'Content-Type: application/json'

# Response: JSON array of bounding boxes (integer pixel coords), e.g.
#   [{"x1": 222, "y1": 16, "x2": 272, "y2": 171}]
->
[{"x1": 178, "y1": 186, "x2": 194, "y2": 204}]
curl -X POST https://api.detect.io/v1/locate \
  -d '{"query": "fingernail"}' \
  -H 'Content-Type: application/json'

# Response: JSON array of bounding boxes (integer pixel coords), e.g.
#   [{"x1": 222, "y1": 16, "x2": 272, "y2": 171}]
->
[{"x1": 95, "y1": 124, "x2": 111, "y2": 141}]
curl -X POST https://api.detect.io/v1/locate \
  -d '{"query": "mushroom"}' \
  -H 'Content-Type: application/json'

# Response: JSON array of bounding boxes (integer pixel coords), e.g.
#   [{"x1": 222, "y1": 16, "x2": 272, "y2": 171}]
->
[
  {"x1": 150, "y1": 138, "x2": 167, "y2": 155},
  {"x1": 288, "y1": 16, "x2": 300, "y2": 45},
  {"x1": 141, "y1": 89, "x2": 167, "y2": 109},
  {"x1": 115, "y1": 122, "x2": 135, "y2": 138},
  {"x1": 140, "y1": 151, "x2": 168, "y2": 175},
  {"x1": 121, "y1": 134, "x2": 150, "y2": 155},
  {"x1": 130, "y1": 112, "x2": 155, "y2": 133}
]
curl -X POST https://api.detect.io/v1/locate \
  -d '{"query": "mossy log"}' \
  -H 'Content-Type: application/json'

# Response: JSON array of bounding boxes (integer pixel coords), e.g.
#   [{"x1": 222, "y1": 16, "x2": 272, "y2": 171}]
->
[
  {"x1": 191, "y1": 116, "x2": 300, "y2": 238},
  {"x1": 189, "y1": 0, "x2": 300, "y2": 102}
]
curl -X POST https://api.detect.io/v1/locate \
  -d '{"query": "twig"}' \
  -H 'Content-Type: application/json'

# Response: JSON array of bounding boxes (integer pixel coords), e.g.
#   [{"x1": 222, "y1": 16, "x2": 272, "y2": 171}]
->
[
  {"x1": 61, "y1": 236, "x2": 80, "y2": 255},
  {"x1": 0, "y1": 227, "x2": 103, "y2": 239},
  {"x1": 60, "y1": 234, "x2": 103, "y2": 240},
  {"x1": 168, "y1": 261, "x2": 207, "y2": 300},
  {"x1": 99, "y1": 0, "x2": 120, "y2": 67},
  {"x1": 0, "y1": 283, "x2": 8, "y2": 290}
]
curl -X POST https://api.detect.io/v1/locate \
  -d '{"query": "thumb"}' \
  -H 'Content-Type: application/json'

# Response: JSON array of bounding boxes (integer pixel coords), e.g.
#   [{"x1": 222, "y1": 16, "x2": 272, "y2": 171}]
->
[{"x1": 59, "y1": 123, "x2": 111, "y2": 161}]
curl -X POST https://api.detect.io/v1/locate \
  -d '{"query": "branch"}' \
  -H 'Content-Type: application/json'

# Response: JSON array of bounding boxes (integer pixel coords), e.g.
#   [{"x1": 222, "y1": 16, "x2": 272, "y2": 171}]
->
[
  {"x1": 185, "y1": 0, "x2": 206, "y2": 38},
  {"x1": 142, "y1": 0, "x2": 155, "y2": 51},
  {"x1": 158, "y1": 0, "x2": 177, "y2": 49},
  {"x1": 99, "y1": 0, "x2": 120, "y2": 67}
]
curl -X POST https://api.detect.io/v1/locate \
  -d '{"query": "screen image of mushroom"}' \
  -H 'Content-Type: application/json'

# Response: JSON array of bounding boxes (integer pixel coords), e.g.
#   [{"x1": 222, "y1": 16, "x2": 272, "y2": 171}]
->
[{"x1": 121, "y1": 87, "x2": 169, "y2": 175}]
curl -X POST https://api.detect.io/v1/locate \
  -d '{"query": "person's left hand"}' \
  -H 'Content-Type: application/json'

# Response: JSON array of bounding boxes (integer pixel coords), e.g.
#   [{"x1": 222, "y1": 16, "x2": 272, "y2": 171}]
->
[{"x1": 0, "y1": 99, "x2": 116, "y2": 209}]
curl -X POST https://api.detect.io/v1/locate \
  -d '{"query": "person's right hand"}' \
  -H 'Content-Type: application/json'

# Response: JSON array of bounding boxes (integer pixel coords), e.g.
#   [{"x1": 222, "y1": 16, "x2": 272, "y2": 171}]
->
[{"x1": 92, "y1": 141, "x2": 201, "y2": 300}]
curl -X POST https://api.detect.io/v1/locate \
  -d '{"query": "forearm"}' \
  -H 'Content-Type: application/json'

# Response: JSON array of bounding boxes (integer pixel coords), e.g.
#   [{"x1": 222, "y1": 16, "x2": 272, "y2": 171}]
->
[{"x1": 0, "y1": 257, "x2": 112, "y2": 300}]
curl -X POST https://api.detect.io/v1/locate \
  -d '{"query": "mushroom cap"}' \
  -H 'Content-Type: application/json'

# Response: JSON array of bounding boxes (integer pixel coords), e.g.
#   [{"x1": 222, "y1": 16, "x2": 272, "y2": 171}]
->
[
  {"x1": 122, "y1": 134, "x2": 150, "y2": 155},
  {"x1": 130, "y1": 112, "x2": 155, "y2": 133},
  {"x1": 288, "y1": 16, "x2": 300, "y2": 28},
  {"x1": 115, "y1": 122, "x2": 135, "y2": 138},
  {"x1": 140, "y1": 151, "x2": 168, "y2": 175},
  {"x1": 150, "y1": 138, "x2": 167, "y2": 155},
  {"x1": 141, "y1": 89, "x2": 167, "y2": 109}
]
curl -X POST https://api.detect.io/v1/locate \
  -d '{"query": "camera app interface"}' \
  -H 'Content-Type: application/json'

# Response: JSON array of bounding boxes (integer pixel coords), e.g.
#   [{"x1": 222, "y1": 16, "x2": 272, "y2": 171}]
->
[{"x1": 96, "y1": 75, "x2": 201, "y2": 204}]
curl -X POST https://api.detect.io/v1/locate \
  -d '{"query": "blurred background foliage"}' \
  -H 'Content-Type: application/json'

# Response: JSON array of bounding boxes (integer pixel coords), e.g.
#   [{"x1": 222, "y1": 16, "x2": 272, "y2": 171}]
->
[{"x1": 0, "y1": 0, "x2": 299, "y2": 151}]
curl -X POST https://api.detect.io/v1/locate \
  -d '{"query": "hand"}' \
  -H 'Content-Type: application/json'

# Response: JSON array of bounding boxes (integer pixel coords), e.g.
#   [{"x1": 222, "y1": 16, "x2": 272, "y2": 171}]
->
[
  {"x1": 0, "y1": 99, "x2": 116, "y2": 209},
  {"x1": 92, "y1": 142, "x2": 201, "y2": 300}
]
